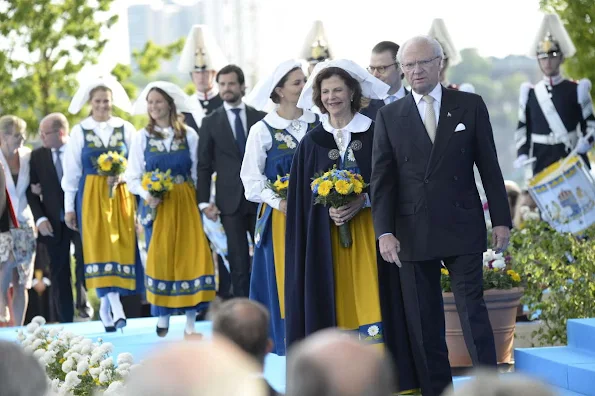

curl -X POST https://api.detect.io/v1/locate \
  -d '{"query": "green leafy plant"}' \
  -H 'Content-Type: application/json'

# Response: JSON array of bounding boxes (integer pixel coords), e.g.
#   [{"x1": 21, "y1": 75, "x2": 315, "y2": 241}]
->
[{"x1": 507, "y1": 214, "x2": 595, "y2": 345}]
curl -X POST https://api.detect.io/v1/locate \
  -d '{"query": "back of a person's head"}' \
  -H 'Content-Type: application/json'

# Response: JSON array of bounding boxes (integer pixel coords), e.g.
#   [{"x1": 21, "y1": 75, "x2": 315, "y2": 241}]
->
[
  {"x1": 441, "y1": 370, "x2": 556, "y2": 396},
  {"x1": 286, "y1": 329, "x2": 395, "y2": 396},
  {"x1": 123, "y1": 338, "x2": 266, "y2": 396},
  {"x1": 211, "y1": 298, "x2": 271, "y2": 365},
  {"x1": 0, "y1": 341, "x2": 47, "y2": 396}
]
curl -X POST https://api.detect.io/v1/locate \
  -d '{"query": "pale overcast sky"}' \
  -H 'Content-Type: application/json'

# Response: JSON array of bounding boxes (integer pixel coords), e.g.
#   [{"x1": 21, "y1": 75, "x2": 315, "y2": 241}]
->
[{"x1": 73, "y1": 0, "x2": 547, "y2": 80}]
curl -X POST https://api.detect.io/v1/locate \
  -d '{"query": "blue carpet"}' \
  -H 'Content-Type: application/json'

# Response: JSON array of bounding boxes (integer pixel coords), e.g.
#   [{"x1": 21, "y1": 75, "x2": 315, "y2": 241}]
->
[{"x1": 0, "y1": 317, "x2": 578, "y2": 394}]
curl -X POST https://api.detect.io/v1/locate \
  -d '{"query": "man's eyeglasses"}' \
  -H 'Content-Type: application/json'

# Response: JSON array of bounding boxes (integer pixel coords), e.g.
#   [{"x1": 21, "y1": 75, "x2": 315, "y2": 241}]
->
[
  {"x1": 367, "y1": 63, "x2": 398, "y2": 74},
  {"x1": 401, "y1": 56, "x2": 441, "y2": 71}
]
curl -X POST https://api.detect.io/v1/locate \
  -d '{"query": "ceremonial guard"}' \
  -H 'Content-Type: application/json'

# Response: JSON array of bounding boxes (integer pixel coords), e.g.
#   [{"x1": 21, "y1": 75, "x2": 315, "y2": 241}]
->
[
  {"x1": 514, "y1": 13, "x2": 595, "y2": 175},
  {"x1": 178, "y1": 24, "x2": 227, "y2": 127},
  {"x1": 428, "y1": 18, "x2": 475, "y2": 94},
  {"x1": 300, "y1": 20, "x2": 333, "y2": 75}
]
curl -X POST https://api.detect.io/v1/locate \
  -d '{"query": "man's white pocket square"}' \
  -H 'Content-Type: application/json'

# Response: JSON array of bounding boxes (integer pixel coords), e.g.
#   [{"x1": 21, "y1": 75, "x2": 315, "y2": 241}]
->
[{"x1": 454, "y1": 123, "x2": 466, "y2": 132}]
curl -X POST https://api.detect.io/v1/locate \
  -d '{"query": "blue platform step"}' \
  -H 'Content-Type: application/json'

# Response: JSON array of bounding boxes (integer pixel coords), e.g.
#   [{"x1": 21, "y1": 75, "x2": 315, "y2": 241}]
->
[{"x1": 515, "y1": 318, "x2": 595, "y2": 396}]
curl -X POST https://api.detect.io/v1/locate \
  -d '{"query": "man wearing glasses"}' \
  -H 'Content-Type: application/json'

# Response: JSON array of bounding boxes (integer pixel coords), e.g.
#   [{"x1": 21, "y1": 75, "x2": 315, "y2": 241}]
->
[
  {"x1": 371, "y1": 36, "x2": 511, "y2": 396},
  {"x1": 513, "y1": 13, "x2": 594, "y2": 175},
  {"x1": 362, "y1": 41, "x2": 408, "y2": 120}
]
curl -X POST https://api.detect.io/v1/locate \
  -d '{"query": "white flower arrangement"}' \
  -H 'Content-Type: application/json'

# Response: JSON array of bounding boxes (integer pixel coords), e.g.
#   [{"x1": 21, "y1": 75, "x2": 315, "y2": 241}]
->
[
  {"x1": 483, "y1": 249, "x2": 506, "y2": 269},
  {"x1": 17, "y1": 316, "x2": 134, "y2": 396}
]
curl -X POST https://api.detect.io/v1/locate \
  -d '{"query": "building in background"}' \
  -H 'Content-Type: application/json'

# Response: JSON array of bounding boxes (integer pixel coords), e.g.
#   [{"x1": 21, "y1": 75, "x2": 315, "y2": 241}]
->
[{"x1": 127, "y1": 0, "x2": 260, "y2": 87}]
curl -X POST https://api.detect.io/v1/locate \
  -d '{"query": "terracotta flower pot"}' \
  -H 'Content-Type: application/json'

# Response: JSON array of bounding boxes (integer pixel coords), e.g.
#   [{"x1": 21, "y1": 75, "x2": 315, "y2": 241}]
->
[{"x1": 443, "y1": 287, "x2": 524, "y2": 367}]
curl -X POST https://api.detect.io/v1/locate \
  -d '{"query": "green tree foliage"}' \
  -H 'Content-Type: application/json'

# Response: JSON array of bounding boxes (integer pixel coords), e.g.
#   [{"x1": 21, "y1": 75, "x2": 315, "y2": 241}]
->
[
  {"x1": 540, "y1": 0, "x2": 595, "y2": 83},
  {"x1": 0, "y1": 0, "x2": 117, "y2": 135},
  {"x1": 111, "y1": 39, "x2": 185, "y2": 129}
]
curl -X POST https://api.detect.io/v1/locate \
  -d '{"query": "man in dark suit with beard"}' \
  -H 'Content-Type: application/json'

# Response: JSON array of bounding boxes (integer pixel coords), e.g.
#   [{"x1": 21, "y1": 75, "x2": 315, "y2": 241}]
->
[
  {"x1": 371, "y1": 36, "x2": 512, "y2": 396},
  {"x1": 198, "y1": 65, "x2": 266, "y2": 298}
]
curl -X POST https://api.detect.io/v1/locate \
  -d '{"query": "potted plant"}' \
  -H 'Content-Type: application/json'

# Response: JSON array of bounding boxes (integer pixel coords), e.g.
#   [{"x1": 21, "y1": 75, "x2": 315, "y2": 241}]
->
[{"x1": 441, "y1": 249, "x2": 524, "y2": 367}]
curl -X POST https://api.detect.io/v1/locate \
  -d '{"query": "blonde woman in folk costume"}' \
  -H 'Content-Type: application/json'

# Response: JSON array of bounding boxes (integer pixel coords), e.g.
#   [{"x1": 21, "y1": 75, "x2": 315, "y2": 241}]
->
[
  {"x1": 126, "y1": 81, "x2": 216, "y2": 338},
  {"x1": 241, "y1": 60, "x2": 318, "y2": 355},
  {"x1": 0, "y1": 116, "x2": 36, "y2": 327},
  {"x1": 63, "y1": 76, "x2": 144, "y2": 333}
]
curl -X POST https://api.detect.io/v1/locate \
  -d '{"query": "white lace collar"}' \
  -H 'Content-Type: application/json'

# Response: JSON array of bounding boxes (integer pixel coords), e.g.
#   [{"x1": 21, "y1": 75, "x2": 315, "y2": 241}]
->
[
  {"x1": 321, "y1": 112, "x2": 371, "y2": 134},
  {"x1": 263, "y1": 110, "x2": 316, "y2": 130},
  {"x1": 80, "y1": 116, "x2": 124, "y2": 130}
]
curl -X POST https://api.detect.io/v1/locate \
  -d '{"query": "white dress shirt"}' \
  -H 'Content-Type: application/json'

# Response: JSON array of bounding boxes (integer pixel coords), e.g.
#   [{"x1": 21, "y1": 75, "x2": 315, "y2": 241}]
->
[
  {"x1": 384, "y1": 86, "x2": 407, "y2": 105},
  {"x1": 411, "y1": 83, "x2": 442, "y2": 126},
  {"x1": 35, "y1": 145, "x2": 66, "y2": 228},
  {"x1": 61, "y1": 116, "x2": 135, "y2": 213},
  {"x1": 124, "y1": 126, "x2": 199, "y2": 202},
  {"x1": 223, "y1": 101, "x2": 248, "y2": 139},
  {"x1": 240, "y1": 110, "x2": 316, "y2": 210}
]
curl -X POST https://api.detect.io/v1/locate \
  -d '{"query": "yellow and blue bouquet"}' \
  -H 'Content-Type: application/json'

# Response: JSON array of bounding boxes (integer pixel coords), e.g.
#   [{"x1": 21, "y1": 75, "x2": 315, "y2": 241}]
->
[
  {"x1": 267, "y1": 174, "x2": 290, "y2": 200},
  {"x1": 311, "y1": 166, "x2": 368, "y2": 247},
  {"x1": 141, "y1": 169, "x2": 174, "y2": 218},
  {"x1": 94, "y1": 151, "x2": 128, "y2": 198}
]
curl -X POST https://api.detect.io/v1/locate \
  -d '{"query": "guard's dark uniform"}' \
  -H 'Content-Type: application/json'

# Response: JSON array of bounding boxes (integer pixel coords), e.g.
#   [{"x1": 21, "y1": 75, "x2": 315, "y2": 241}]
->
[{"x1": 516, "y1": 78, "x2": 594, "y2": 174}]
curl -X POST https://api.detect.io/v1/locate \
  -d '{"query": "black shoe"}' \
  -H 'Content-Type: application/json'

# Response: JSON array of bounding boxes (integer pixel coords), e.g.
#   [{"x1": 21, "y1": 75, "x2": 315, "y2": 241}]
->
[
  {"x1": 195, "y1": 309, "x2": 207, "y2": 322},
  {"x1": 114, "y1": 318, "x2": 127, "y2": 332},
  {"x1": 156, "y1": 326, "x2": 169, "y2": 338},
  {"x1": 104, "y1": 325, "x2": 116, "y2": 333}
]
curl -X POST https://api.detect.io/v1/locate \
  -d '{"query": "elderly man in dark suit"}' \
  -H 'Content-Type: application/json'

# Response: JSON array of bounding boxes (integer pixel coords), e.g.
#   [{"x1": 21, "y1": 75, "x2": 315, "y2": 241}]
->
[
  {"x1": 198, "y1": 65, "x2": 266, "y2": 298},
  {"x1": 371, "y1": 36, "x2": 512, "y2": 396},
  {"x1": 27, "y1": 113, "x2": 91, "y2": 323}
]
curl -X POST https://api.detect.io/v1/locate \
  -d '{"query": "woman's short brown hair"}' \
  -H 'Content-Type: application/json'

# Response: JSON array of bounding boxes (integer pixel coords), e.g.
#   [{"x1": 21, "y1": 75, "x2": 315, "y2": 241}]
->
[{"x1": 312, "y1": 67, "x2": 363, "y2": 114}]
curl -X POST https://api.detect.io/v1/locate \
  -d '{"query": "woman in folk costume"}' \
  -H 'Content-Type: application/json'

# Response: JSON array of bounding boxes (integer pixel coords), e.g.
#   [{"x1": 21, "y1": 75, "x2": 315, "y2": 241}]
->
[
  {"x1": 0, "y1": 116, "x2": 36, "y2": 326},
  {"x1": 63, "y1": 76, "x2": 144, "y2": 332},
  {"x1": 285, "y1": 60, "x2": 421, "y2": 394},
  {"x1": 240, "y1": 60, "x2": 318, "y2": 355},
  {"x1": 126, "y1": 81, "x2": 216, "y2": 338}
]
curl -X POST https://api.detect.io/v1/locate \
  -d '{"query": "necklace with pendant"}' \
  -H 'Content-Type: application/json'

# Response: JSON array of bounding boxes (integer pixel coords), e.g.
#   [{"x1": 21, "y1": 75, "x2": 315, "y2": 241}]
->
[{"x1": 336, "y1": 129, "x2": 345, "y2": 152}]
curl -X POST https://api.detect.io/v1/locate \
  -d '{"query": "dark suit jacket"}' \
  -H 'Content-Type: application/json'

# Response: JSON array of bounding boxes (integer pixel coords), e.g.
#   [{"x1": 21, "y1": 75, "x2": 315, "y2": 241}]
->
[
  {"x1": 197, "y1": 105, "x2": 266, "y2": 215},
  {"x1": 360, "y1": 89, "x2": 410, "y2": 121},
  {"x1": 360, "y1": 99, "x2": 386, "y2": 121},
  {"x1": 27, "y1": 147, "x2": 67, "y2": 243},
  {"x1": 371, "y1": 86, "x2": 511, "y2": 261}
]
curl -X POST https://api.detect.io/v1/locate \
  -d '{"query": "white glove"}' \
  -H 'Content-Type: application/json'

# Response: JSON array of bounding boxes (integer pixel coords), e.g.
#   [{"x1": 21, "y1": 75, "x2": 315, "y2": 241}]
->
[
  {"x1": 575, "y1": 137, "x2": 592, "y2": 154},
  {"x1": 513, "y1": 154, "x2": 529, "y2": 169}
]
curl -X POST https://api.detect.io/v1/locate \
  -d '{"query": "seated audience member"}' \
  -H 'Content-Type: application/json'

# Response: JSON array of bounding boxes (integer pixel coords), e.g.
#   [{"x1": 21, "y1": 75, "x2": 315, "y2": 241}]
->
[
  {"x1": 285, "y1": 329, "x2": 396, "y2": 396},
  {"x1": 211, "y1": 298, "x2": 280, "y2": 395},
  {"x1": 0, "y1": 340, "x2": 48, "y2": 396},
  {"x1": 123, "y1": 337, "x2": 266, "y2": 396}
]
